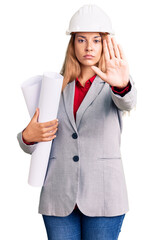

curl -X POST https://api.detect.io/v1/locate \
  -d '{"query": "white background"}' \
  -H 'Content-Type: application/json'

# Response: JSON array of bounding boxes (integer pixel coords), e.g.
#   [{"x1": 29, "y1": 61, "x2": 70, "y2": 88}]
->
[{"x1": 0, "y1": 0, "x2": 153, "y2": 239}]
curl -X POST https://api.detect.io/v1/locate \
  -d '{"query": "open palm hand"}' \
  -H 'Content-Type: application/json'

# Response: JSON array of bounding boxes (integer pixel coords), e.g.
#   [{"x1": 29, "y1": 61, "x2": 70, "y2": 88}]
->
[{"x1": 91, "y1": 35, "x2": 129, "y2": 88}]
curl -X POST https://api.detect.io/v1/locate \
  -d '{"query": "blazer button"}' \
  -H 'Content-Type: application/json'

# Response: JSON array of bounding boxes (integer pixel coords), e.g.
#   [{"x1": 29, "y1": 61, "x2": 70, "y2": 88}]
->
[
  {"x1": 73, "y1": 155, "x2": 79, "y2": 162},
  {"x1": 72, "y1": 133, "x2": 78, "y2": 139}
]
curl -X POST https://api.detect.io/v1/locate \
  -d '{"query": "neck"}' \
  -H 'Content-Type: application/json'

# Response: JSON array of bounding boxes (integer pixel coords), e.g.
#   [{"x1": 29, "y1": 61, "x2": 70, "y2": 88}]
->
[{"x1": 78, "y1": 65, "x2": 96, "y2": 85}]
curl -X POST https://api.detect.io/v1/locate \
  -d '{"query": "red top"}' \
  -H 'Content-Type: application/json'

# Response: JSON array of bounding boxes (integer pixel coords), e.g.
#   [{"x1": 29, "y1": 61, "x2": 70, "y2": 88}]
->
[{"x1": 73, "y1": 74, "x2": 97, "y2": 121}]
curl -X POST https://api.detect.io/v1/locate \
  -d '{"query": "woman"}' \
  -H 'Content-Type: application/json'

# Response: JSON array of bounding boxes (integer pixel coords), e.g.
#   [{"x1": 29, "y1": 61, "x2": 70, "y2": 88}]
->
[{"x1": 17, "y1": 4, "x2": 137, "y2": 240}]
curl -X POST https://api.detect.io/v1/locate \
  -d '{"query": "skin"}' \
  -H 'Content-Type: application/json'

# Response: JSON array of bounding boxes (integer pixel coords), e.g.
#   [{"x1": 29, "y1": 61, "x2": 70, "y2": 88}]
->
[
  {"x1": 74, "y1": 33, "x2": 103, "y2": 62},
  {"x1": 74, "y1": 32, "x2": 103, "y2": 86},
  {"x1": 74, "y1": 32, "x2": 129, "y2": 88},
  {"x1": 23, "y1": 32, "x2": 129, "y2": 143},
  {"x1": 22, "y1": 108, "x2": 58, "y2": 143}
]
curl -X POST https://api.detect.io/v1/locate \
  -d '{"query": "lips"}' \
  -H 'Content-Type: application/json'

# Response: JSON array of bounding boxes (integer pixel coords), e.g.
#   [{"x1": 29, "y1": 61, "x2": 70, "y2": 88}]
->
[{"x1": 84, "y1": 55, "x2": 94, "y2": 58}]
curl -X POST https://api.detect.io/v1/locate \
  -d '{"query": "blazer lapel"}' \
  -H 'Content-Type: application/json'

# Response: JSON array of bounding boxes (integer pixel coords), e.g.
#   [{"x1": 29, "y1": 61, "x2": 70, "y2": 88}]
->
[
  {"x1": 62, "y1": 79, "x2": 77, "y2": 133},
  {"x1": 63, "y1": 75, "x2": 105, "y2": 132}
]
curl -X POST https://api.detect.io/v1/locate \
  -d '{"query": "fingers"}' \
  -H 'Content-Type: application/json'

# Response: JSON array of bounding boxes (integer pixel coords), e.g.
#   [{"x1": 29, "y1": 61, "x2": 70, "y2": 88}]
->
[
  {"x1": 44, "y1": 123, "x2": 58, "y2": 132},
  {"x1": 111, "y1": 37, "x2": 120, "y2": 59},
  {"x1": 43, "y1": 127, "x2": 58, "y2": 138},
  {"x1": 42, "y1": 124, "x2": 58, "y2": 135},
  {"x1": 103, "y1": 35, "x2": 123, "y2": 60},
  {"x1": 32, "y1": 108, "x2": 39, "y2": 122},
  {"x1": 103, "y1": 39, "x2": 110, "y2": 61},
  {"x1": 105, "y1": 36, "x2": 115, "y2": 59},
  {"x1": 41, "y1": 119, "x2": 59, "y2": 128},
  {"x1": 117, "y1": 44, "x2": 127, "y2": 60},
  {"x1": 91, "y1": 66, "x2": 107, "y2": 82},
  {"x1": 32, "y1": 108, "x2": 59, "y2": 128},
  {"x1": 39, "y1": 124, "x2": 58, "y2": 142},
  {"x1": 43, "y1": 135, "x2": 57, "y2": 142}
]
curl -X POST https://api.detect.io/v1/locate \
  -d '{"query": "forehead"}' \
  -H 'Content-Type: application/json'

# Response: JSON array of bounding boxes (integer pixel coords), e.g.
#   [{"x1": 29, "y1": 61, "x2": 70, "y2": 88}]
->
[{"x1": 75, "y1": 32, "x2": 101, "y2": 38}]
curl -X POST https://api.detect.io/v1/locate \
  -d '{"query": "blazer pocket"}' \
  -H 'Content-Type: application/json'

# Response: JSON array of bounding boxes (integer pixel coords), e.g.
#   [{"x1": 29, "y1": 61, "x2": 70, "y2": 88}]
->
[{"x1": 97, "y1": 156, "x2": 121, "y2": 161}]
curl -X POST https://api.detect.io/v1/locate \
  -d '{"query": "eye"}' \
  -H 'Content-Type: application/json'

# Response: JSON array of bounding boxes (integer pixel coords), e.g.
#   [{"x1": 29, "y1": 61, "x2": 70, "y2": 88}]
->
[
  {"x1": 94, "y1": 40, "x2": 101, "y2": 43},
  {"x1": 78, "y1": 39, "x2": 85, "y2": 43}
]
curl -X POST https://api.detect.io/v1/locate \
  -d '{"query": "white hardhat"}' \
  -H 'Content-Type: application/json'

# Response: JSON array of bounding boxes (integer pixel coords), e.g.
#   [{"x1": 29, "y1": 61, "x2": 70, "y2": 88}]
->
[{"x1": 66, "y1": 4, "x2": 115, "y2": 35}]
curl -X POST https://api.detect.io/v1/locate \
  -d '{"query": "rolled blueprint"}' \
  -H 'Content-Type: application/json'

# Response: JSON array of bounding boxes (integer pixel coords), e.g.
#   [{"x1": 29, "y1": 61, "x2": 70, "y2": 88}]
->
[
  {"x1": 21, "y1": 75, "x2": 42, "y2": 118},
  {"x1": 21, "y1": 72, "x2": 63, "y2": 187}
]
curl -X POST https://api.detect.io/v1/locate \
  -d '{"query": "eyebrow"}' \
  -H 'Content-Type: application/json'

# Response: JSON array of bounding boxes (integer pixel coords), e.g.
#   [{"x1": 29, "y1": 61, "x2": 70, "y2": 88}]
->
[{"x1": 76, "y1": 35, "x2": 101, "y2": 39}]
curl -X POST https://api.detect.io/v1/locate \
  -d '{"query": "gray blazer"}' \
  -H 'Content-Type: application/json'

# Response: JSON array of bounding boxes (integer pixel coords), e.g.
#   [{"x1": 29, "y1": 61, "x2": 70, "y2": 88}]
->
[{"x1": 17, "y1": 75, "x2": 137, "y2": 217}]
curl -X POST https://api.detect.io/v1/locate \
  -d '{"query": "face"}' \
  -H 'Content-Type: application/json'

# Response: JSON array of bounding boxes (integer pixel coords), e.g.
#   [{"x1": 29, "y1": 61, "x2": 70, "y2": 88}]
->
[{"x1": 74, "y1": 32, "x2": 103, "y2": 67}]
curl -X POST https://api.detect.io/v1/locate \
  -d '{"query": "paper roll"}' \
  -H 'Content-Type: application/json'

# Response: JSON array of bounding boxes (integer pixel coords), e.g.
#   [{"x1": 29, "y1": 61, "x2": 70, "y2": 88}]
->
[
  {"x1": 21, "y1": 72, "x2": 63, "y2": 187},
  {"x1": 21, "y1": 75, "x2": 42, "y2": 118}
]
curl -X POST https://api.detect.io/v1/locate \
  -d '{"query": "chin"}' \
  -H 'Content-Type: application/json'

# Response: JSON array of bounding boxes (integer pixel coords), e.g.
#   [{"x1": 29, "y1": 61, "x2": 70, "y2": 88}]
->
[
  {"x1": 82, "y1": 64, "x2": 94, "y2": 67},
  {"x1": 81, "y1": 62, "x2": 98, "y2": 67}
]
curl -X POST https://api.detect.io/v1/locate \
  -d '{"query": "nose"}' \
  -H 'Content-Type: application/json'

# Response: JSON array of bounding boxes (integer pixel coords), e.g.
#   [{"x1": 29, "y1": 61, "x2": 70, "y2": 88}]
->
[{"x1": 86, "y1": 41, "x2": 93, "y2": 52}]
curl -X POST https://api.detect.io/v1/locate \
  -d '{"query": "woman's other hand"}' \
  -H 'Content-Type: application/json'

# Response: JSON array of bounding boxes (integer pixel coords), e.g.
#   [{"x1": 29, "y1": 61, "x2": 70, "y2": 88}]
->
[
  {"x1": 91, "y1": 35, "x2": 129, "y2": 88},
  {"x1": 22, "y1": 108, "x2": 59, "y2": 143}
]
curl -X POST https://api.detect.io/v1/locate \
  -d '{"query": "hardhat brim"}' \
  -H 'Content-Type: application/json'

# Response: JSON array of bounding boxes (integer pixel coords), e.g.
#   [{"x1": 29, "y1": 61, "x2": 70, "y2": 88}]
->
[{"x1": 66, "y1": 30, "x2": 115, "y2": 36}]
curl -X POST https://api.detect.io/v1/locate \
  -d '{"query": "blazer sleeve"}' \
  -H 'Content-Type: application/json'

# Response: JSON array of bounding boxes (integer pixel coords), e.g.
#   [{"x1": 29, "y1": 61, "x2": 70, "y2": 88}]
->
[
  {"x1": 17, "y1": 131, "x2": 37, "y2": 154},
  {"x1": 111, "y1": 74, "x2": 137, "y2": 111}
]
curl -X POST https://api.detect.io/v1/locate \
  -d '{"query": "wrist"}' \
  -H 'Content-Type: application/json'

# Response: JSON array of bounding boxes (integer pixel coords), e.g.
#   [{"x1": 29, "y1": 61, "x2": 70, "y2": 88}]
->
[
  {"x1": 113, "y1": 80, "x2": 129, "y2": 89},
  {"x1": 111, "y1": 81, "x2": 131, "y2": 97},
  {"x1": 112, "y1": 80, "x2": 130, "y2": 89}
]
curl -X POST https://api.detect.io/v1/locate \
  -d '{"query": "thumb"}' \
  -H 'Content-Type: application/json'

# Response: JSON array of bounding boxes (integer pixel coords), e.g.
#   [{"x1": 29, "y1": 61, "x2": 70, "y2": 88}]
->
[
  {"x1": 32, "y1": 108, "x2": 39, "y2": 122},
  {"x1": 91, "y1": 66, "x2": 107, "y2": 82}
]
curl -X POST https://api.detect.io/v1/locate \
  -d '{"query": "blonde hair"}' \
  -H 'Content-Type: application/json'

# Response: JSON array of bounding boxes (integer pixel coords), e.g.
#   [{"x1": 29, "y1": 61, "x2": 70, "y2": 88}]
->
[{"x1": 60, "y1": 32, "x2": 108, "y2": 92}]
